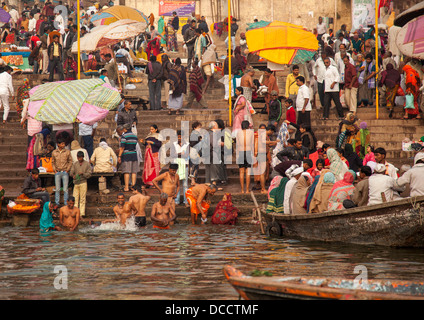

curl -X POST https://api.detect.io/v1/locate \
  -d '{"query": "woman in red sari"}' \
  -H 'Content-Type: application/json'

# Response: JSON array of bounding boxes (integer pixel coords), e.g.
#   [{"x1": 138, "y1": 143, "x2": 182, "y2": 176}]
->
[
  {"x1": 141, "y1": 125, "x2": 163, "y2": 186},
  {"x1": 403, "y1": 64, "x2": 421, "y2": 119}
]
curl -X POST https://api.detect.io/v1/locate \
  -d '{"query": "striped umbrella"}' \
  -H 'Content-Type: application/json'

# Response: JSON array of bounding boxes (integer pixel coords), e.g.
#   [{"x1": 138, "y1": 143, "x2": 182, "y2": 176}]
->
[{"x1": 28, "y1": 79, "x2": 122, "y2": 125}]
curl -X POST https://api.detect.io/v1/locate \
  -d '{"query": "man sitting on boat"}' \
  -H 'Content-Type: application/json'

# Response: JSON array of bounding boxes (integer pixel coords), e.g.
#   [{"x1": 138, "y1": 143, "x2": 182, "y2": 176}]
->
[
  {"x1": 368, "y1": 164, "x2": 404, "y2": 206},
  {"x1": 395, "y1": 152, "x2": 424, "y2": 197}
]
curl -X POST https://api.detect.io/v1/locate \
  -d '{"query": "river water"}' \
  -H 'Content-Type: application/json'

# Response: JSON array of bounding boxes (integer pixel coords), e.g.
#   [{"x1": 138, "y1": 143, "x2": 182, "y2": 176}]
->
[{"x1": 1, "y1": 221, "x2": 424, "y2": 300}]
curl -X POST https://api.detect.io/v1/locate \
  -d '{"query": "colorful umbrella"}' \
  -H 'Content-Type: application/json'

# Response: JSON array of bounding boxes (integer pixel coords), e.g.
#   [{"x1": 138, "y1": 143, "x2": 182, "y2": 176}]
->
[
  {"x1": 0, "y1": 8, "x2": 10, "y2": 23},
  {"x1": 90, "y1": 5, "x2": 148, "y2": 26},
  {"x1": 246, "y1": 21, "x2": 318, "y2": 65},
  {"x1": 71, "y1": 19, "x2": 147, "y2": 53},
  {"x1": 28, "y1": 79, "x2": 121, "y2": 125}
]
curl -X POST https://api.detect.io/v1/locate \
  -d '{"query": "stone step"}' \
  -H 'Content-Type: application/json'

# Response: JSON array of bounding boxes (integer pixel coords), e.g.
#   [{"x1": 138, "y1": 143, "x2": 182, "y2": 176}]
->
[{"x1": 85, "y1": 191, "x2": 267, "y2": 206}]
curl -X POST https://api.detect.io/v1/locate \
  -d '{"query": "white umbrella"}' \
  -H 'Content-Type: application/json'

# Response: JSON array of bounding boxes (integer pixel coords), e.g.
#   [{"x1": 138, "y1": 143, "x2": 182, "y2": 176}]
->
[{"x1": 71, "y1": 19, "x2": 147, "y2": 53}]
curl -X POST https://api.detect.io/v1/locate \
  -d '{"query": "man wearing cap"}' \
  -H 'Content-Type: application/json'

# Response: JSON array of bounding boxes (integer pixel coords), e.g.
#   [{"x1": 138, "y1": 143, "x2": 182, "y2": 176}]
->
[
  {"x1": 283, "y1": 165, "x2": 304, "y2": 214},
  {"x1": 368, "y1": 163, "x2": 404, "y2": 206},
  {"x1": 395, "y1": 152, "x2": 424, "y2": 197}
]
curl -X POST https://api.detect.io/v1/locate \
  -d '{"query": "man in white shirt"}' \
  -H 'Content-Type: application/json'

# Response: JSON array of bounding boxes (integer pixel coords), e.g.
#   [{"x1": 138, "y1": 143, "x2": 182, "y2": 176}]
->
[
  {"x1": 54, "y1": 11, "x2": 65, "y2": 30},
  {"x1": 395, "y1": 152, "x2": 424, "y2": 197},
  {"x1": 374, "y1": 147, "x2": 398, "y2": 179},
  {"x1": 79, "y1": 122, "x2": 98, "y2": 159},
  {"x1": 313, "y1": 52, "x2": 337, "y2": 109},
  {"x1": 368, "y1": 164, "x2": 404, "y2": 206},
  {"x1": 323, "y1": 58, "x2": 344, "y2": 120},
  {"x1": 0, "y1": 66, "x2": 14, "y2": 123},
  {"x1": 334, "y1": 43, "x2": 354, "y2": 87},
  {"x1": 295, "y1": 76, "x2": 312, "y2": 127},
  {"x1": 28, "y1": 13, "x2": 37, "y2": 33},
  {"x1": 316, "y1": 17, "x2": 327, "y2": 43},
  {"x1": 9, "y1": 8, "x2": 19, "y2": 29}
]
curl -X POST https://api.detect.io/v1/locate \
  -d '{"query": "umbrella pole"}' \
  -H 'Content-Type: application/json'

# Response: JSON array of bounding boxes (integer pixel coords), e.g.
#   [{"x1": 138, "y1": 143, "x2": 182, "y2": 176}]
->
[
  {"x1": 77, "y1": 0, "x2": 80, "y2": 79},
  {"x1": 375, "y1": 0, "x2": 379, "y2": 120},
  {"x1": 228, "y1": 0, "x2": 232, "y2": 126}
]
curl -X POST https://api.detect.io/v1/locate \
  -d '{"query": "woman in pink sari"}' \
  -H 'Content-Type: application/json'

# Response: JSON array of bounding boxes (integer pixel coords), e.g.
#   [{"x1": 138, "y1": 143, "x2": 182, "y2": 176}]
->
[
  {"x1": 232, "y1": 87, "x2": 253, "y2": 138},
  {"x1": 141, "y1": 125, "x2": 163, "y2": 186}
]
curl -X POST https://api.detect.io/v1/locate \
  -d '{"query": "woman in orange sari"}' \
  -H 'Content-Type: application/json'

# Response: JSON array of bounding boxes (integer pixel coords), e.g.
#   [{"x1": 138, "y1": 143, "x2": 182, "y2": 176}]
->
[
  {"x1": 141, "y1": 125, "x2": 163, "y2": 186},
  {"x1": 403, "y1": 64, "x2": 421, "y2": 119}
]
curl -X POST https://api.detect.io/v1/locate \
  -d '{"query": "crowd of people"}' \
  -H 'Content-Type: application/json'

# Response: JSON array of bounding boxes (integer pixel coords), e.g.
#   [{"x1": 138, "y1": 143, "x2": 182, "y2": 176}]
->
[
  {"x1": 2, "y1": 4, "x2": 424, "y2": 230},
  {"x1": 310, "y1": 17, "x2": 424, "y2": 120}
]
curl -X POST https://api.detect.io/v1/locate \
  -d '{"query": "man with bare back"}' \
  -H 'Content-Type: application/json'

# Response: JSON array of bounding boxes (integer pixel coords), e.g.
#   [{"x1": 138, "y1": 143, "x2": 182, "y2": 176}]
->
[
  {"x1": 186, "y1": 183, "x2": 217, "y2": 224},
  {"x1": 59, "y1": 196, "x2": 80, "y2": 231},
  {"x1": 152, "y1": 163, "x2": 179, "y2": 208},
  {"x1": 129, "y1": 184, "x2": 151, "y2": 228},
  {"x1": 150, "y1": 193, "x2": 176, "y2": 229},
  {"x1": 240, "y1": 68, "x2": 256, "y2": 103}
]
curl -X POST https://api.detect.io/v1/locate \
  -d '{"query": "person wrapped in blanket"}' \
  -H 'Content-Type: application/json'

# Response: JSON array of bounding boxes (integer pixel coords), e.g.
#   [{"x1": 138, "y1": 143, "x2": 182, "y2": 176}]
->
[
  {"x1": 186, "y1": 183, "x2": 217, "y2": 225},
  {"x1": 211, "y1": 193, "x2": 239, "y2": 225},
  {"x1": 39, "y1": 201, "x2": 61, "y2": 232}
]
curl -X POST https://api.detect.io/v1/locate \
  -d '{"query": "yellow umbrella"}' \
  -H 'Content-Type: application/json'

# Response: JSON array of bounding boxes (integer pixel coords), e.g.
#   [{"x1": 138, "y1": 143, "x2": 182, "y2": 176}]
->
[{"x1": 246, "y1": 21, "x2": 318, "y2": 65}]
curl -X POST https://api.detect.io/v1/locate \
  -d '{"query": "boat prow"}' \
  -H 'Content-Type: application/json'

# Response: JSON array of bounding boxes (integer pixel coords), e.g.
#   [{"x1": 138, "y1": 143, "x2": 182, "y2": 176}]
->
[{"x1": 223, "y1": 266, "x2": 424, "y2": 300}]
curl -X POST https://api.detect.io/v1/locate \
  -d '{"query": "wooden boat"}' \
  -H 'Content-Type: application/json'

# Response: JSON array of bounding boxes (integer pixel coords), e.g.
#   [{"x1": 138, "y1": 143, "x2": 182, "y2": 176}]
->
[
  {"x1": 224, "y1": 265, "x2": 424, "y2": 300},
  {"x1": 263, "y1": 195, "x2": 424, "y2": 247}
]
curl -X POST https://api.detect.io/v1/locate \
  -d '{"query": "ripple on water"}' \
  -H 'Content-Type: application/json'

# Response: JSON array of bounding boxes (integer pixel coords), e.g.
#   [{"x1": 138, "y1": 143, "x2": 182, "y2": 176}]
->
[{"x1": 1, "y1": 224, "x2": 424, "y2": 299}]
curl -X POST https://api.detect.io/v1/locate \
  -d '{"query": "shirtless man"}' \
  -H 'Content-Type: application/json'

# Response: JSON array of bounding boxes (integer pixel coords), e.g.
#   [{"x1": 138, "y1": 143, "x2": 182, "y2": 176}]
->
[
  {"x1": 59, "y1": 196, "x2": 80, "y2": 231},
  {"x1": 102, "y1": 193, "x2": 135, "y2": 226},
  {"x1": 129, "y1": 184, "x2": 151, "y2": 228},
  {"x1": 152, "y1": 163, "x2": 179, "y2": 207},
  {"x1": 150, "y1": 193, "x2": 176, "y2": 229},
  {"x1": 186, "y1": 183, "x2": 217, "y2": 224},
  {"x1": 240, "y1": 68, "x2": 256, "y2": 102}
]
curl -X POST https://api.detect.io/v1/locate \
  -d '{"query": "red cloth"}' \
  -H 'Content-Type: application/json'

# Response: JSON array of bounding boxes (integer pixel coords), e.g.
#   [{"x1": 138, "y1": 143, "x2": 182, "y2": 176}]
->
[
  {"x1": 142, "y1": 148, "x2": 160, "y2": 186},
  {"x1": 286, "y1": 106, "x2": 296, "y2": 123},
  {"x1": 146, "y1": 38, "x2": 160, "y2": 59},
  {"x1": 211, "y1": 194, "x2": 239, "y2": 225}
]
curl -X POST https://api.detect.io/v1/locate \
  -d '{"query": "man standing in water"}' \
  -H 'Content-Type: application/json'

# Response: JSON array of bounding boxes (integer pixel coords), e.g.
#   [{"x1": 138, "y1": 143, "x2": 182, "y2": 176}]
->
[
  {"x1": 129, "y1": 184, "x2": 151, "y2": 228},
  {"x1": 59, "y1": 196, "x2": 80, "y2": 231},
  {"x1": 185, "y1": 183, "x2": 217, "y2": 224},
  {"x1": 102, "y1": 193, "x2": 135, "y2": 226},
  {"x1": 152, "y1": 163, "x2": 180, "y2": 208},
  {"x1": 150, "y1": 193, "x2": 176, "y2": 229}
]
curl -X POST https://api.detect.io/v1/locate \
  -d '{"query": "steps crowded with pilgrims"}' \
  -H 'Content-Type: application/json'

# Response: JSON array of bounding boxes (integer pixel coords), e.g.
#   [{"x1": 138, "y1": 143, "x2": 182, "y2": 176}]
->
[{"x1": 1, "y1": 55, "x2": 424, "y2": 222}]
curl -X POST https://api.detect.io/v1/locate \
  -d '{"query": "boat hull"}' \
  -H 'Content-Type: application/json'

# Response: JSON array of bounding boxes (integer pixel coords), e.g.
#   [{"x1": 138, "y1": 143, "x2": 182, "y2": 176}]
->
[
  {"x1": 223, "y1": 266, "x2": 424, "y2": 300},
  {"x1": 264, "y1": 196, "x2": 424, "y2": 247}
]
